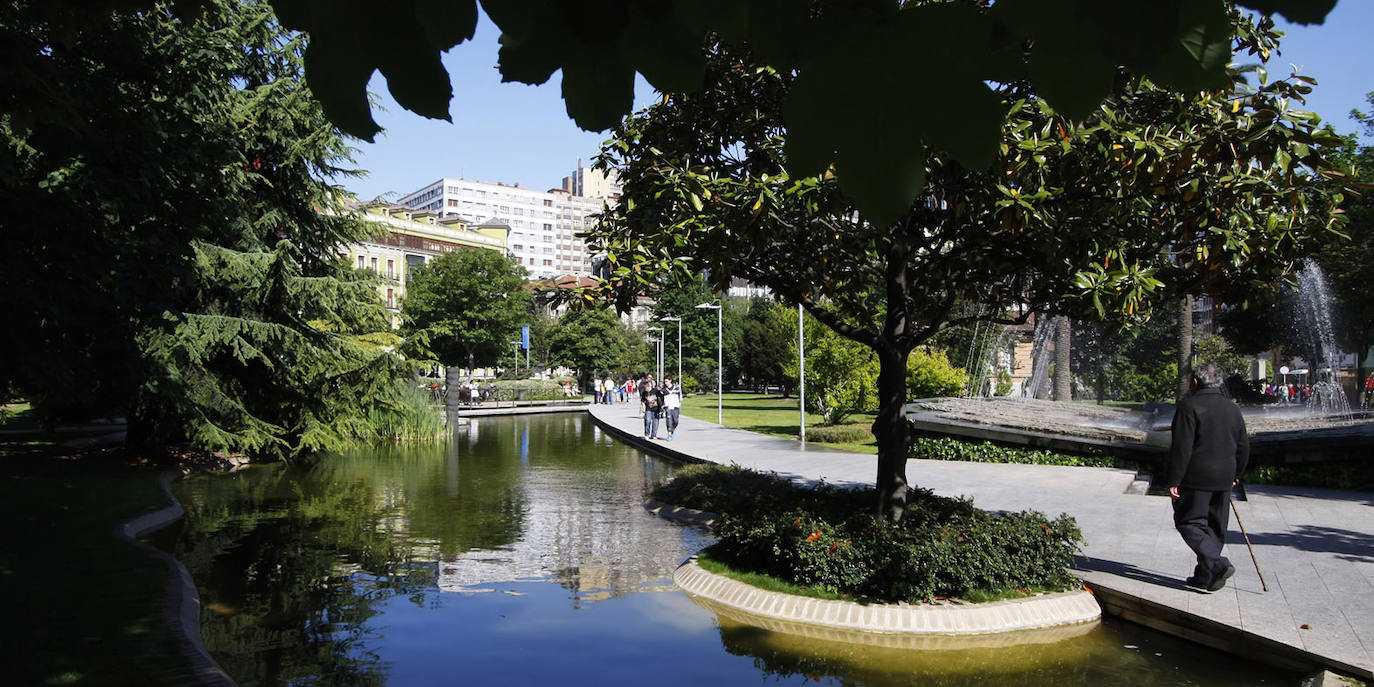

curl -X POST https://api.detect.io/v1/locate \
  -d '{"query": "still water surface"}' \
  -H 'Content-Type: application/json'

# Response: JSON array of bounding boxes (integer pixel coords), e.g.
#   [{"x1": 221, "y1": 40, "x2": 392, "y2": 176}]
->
[{"x1": 160, "y1": 414, "x2": 1297, "y2": 686}]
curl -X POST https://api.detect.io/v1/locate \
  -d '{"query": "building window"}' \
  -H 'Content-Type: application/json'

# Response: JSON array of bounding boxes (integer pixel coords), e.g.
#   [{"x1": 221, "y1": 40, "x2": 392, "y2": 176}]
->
[
  {"x1": 386, "y1": 288, "x2": 395, "y2": 309},
  {"x1": 543, "y1": 199, "x2": 553, "y2": 207},
  {"x1": 370, "y1": 257, "x2": 378, "y2": 272},
  {"x1": 542, "y1": 259, "x2": 552, "y2": 266},
  {"x1": 386, "y1": 259, "x2": 395, "y2": 279},
  {"x1": 357, "y1": 255, "x2": 365, "y2": 269}
]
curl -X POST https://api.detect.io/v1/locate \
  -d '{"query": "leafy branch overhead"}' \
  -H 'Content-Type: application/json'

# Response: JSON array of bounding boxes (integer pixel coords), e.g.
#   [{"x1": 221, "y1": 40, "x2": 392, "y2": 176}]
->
[
  {"x1": 272, "y1": 0, "x2": 1334, "y2": 226},
  {"x1": 30, "y1": 0, "x2": 1340, "y2": 223}
]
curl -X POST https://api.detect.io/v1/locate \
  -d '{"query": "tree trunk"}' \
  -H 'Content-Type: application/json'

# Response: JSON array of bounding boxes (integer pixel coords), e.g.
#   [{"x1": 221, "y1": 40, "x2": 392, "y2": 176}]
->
[
  {"x1": 1177, "y1": 295, "x2": 1193, "y2": 402},
  {"x1": 1054, "y1": 315, "x2": 1072, "y2": 402},
  {"x1": 1095, "y1": 361, "x2": 1106, "y2": 406},
  {"x1": 872, "y1": 347, "x2": 912, "y2": 522}
]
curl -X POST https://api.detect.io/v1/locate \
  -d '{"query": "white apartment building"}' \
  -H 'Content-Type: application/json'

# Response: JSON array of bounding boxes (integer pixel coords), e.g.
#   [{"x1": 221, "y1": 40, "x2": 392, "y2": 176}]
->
[{"x1": 399, "y1": 170, "x2": 614, "y2": 280}]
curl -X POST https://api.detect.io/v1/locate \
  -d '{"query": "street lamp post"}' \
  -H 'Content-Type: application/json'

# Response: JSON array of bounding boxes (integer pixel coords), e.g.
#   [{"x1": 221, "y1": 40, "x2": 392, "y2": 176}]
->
[
  {"x1": 798, "y1": 304, "x2": 806, "y2": 445},
  {"x1": 657, "y1": 315, "x2": 682, "y2": 384},
  {"x1": 647, "y1": 326, "x2": 664, "y2": 380},
  {"x1": 509, "y1": 340, "x2": 520, "y2": 374},
  {"x1": 695, "y1": 301, "x2": 722, "y2": 425}
]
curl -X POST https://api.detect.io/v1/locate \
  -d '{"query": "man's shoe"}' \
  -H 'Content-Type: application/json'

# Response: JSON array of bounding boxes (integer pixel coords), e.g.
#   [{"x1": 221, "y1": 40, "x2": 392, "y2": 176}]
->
[
  {"x1": 667, "y1": 434, "x2": 674, "y2": 441},
  {"x1": 1206, "y1": 565, "x2": 1236, "y2": 592},
  {"x1": 1184, "y1": 576, "x2": 1212, "y2": 593}
]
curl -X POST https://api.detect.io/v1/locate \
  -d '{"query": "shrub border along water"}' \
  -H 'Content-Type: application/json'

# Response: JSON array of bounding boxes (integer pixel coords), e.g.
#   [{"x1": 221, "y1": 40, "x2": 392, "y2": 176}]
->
[{"x1": 650, "y1": 464, "x2": 1084, "y2": 605}]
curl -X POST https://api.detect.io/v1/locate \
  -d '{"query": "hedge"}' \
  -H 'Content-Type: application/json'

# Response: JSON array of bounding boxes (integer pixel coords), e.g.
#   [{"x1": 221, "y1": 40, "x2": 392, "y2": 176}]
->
[{"x1": 910, "y1": 436, "x2": 1131, "y2": 469}]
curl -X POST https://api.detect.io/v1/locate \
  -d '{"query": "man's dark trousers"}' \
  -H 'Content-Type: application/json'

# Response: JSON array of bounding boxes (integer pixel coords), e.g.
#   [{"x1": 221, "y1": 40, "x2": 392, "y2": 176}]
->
[{"x1": 1173, "y1": 488, "x2": 1232, "y2": 584}]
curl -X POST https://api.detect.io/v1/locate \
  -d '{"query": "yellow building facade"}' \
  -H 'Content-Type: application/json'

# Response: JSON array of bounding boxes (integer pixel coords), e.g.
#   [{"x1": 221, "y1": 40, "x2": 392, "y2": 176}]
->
[{"x1": 342, "y1": 202, "x2": 509, "y2": 326}]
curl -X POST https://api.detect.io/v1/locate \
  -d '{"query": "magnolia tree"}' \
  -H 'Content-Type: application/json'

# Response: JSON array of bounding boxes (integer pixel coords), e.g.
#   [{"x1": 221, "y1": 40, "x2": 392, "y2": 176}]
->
[{"x1": 576, "y1": 15, "x2": 1347, "y2": 521}]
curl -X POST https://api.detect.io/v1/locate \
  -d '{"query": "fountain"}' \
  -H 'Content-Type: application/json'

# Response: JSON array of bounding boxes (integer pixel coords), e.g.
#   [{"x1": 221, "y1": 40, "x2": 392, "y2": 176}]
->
[
  {"x1": 962, "y1": 322, "x2": 1016, "y2": 398},
  {"x1": 912, "y1": 263, "x2": 1373, "y2": 469},
  {"x1": 1294, "y1": 260, "x2": 1353, "y2": 418}
]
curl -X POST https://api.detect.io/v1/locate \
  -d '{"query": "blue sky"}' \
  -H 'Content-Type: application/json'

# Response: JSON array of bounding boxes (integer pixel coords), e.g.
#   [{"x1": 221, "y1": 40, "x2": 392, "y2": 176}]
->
[{"x1": 341, "y1": 5, "x2": 1374, "y2": 201}]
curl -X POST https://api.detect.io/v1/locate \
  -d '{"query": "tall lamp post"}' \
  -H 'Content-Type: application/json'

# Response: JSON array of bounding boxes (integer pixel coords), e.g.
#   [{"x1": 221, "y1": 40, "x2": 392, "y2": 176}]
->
[
  {"x1": 647, "y1": 326, "x2": 664, "y2": 380},
  {"x1": 509, "y1": 340, "x2": 521, "y2": 374},
  {"x1": 798, "y1": 304, "x2": 806, "y2": 445},
  {"x1": 695, "y1": 301, "x2": 722, "y2": 425},
  {"x1": 657, "y1": 315, "x2": 682, "y2": 384}
]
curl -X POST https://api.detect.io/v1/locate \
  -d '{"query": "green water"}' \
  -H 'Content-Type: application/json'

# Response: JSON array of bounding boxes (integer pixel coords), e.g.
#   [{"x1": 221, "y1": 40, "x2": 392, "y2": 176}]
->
[{"x1": 155, "y1": 413, "x2": 1299, "y2": 686}]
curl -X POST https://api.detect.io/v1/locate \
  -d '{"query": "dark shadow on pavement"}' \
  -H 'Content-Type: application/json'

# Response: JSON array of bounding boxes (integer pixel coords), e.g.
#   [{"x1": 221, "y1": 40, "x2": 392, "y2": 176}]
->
[
  {"x1": 1242, "y1": 525, "x2": 1374, "y2": 564},
  {"x1": 1074, "y1": 556, "x2": 1195, "y2": 592}
]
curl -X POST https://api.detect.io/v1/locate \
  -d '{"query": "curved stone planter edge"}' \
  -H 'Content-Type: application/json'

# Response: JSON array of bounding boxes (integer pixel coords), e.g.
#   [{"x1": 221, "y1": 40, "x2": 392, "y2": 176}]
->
[
  {"x1": 673, "y1": 556, "x2": 1101, "y2": 642},
  {"x1": 116, "y1": 471, "x2": 236, "y2": 687}
]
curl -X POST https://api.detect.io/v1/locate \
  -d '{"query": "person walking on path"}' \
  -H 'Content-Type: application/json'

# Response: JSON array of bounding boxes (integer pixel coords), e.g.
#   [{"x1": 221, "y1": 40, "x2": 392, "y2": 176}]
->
[
  {"x1": 1169, "y1": 362, "x2": 1250, "y2": 593},
  {"x1": 662, "y1": 376, "x2": 682, "y2": 440},
  {"x1": 640, "y1": 374, "x2": 663, "y2": 439}
]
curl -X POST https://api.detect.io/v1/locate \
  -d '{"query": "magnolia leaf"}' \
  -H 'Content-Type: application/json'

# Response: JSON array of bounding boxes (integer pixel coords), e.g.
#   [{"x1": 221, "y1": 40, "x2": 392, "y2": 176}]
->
[
  {"x1": 1236, "y1": 0, "x2": 1337, "y2": 24},
  {"x1": 302, "y1": 35, "x2": 382, "y2": 141},
  {"x1": 561, "y1": 61, "x2": 636, "y2": 131},
  {"x1": 415, "y1": 0, "x2": 478, "y2": 50}
]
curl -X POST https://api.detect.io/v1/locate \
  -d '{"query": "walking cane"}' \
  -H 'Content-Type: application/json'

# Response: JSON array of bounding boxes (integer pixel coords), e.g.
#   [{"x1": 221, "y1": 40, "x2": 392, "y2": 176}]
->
[{"x1": 1231, "y1": 499, "x2": 1268, "y2": 592}]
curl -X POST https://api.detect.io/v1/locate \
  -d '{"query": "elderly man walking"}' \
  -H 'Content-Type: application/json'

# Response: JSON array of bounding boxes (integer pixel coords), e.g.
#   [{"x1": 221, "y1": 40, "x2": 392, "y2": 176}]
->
[{"x1": 1168, "y1": 362, "x2": 1250, "y2": 593}]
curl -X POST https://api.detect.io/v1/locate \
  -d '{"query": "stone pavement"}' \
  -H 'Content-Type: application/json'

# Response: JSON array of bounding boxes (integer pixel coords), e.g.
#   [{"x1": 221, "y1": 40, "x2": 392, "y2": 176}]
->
[{"x1": 588, "y1": 403, "x2": 1374, "y2": 680}]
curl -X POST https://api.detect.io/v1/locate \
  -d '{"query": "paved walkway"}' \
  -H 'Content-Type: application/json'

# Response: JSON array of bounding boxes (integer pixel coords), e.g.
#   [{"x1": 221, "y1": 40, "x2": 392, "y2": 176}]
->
[{"x1": 588, "y1": 404, "x2": 1374, "y2": 680}]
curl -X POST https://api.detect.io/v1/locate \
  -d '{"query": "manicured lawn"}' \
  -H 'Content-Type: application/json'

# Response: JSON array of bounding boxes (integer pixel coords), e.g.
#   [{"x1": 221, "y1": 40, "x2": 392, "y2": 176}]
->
[{"x1": 679, "y1": 392, "x2": 878, "y2": 454}]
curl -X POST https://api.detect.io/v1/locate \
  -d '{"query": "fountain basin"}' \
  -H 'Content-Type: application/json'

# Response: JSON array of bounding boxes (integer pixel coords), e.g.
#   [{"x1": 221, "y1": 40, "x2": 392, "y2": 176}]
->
[{"x1": 906, "y1": 397, "x2": 1374, "y2": 467}]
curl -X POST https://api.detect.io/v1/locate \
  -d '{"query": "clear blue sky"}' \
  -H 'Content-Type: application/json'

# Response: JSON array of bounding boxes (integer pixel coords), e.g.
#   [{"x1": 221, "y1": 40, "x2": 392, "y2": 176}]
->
[{"x1": 341, "y1": 5, "x2": 1373, "y2": 201}]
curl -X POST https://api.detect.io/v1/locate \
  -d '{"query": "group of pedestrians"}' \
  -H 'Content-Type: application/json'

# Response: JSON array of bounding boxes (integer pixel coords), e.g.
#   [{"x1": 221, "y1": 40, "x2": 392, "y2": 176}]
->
[
  {"x1": 1264, "y1": 382, "x2": 1311, "y2": 405},
  {"x1": 590, "y1": 375, "x2": 636, "y2": 404},
  {"x1": 636, "y1": 374, "x2": 682, "y2": 441}
]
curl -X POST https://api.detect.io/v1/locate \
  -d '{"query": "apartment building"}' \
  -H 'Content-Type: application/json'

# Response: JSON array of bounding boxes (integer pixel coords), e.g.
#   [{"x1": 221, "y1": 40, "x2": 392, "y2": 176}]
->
[
  {"x1": 561, "y1": 159, "x2": 621, "y2": 200},
  {"x1": 398, "y1": 164, "x2": 619, "y2": 280},
  {"x1": 343, "y1": 202, "x2": 508, "y2": 323}
]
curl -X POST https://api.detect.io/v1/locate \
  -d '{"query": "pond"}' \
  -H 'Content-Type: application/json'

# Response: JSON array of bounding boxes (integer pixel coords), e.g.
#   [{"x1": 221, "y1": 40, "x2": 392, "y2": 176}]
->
[{"x1": 156, "y1": 413, "x2": 1299, "y2": 686}]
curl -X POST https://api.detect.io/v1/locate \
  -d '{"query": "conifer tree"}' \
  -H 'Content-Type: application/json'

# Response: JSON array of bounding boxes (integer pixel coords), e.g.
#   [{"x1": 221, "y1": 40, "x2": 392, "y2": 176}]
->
[{"x1": 1, "y1": 0, "x2": 414, "y2": 456}]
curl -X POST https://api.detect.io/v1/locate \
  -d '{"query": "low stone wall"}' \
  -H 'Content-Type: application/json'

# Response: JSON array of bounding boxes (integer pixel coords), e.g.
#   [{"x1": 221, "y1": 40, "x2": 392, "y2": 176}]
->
[{"x1": 674, "y1": 557, "x2": 1101, "y2": 645}]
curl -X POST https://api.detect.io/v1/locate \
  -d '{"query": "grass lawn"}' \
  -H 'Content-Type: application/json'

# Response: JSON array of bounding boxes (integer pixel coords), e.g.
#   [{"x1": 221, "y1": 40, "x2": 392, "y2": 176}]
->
[{"x1": 679, "y1": 392, "x2": 879, "y2": 454}]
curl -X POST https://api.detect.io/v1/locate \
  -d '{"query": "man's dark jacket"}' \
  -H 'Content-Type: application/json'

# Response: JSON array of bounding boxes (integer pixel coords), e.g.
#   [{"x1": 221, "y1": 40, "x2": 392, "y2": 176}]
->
[{"x1": 1168, "y1": 388, "x2": 1250, "y2": 491}]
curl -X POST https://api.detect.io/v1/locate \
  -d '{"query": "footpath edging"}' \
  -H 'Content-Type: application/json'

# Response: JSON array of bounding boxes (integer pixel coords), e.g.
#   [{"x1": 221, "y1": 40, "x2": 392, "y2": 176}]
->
[{"x1": 116, "y1": 472, "x2": 236, "y2": 687}]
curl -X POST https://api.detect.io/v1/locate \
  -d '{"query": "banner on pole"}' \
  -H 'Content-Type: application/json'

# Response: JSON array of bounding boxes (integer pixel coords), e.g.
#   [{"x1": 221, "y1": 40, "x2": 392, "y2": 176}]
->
[{"x1": 521, "y1": 325, "x2": 530, "y2": 350}]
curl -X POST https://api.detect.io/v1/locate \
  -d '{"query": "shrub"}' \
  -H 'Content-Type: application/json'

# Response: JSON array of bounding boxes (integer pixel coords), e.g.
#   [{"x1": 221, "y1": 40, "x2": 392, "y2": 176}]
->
[
  {"x1": 1246, "y1": 461, "x2": 1374, "y2": 492},
  {"x1": 804, "y1": 423, "x2": 873, "y2": 444},
  {"x1": 906, "y1": 348, "x2": 966, "y2": 399},
  {"x1": 910, "y1": 436, "x2": 1128, "y2": 468},
  {"x1": 653, "y1": 465, "x2": 1083, "y2": 603},
  {"x1": 486, "y1": 379, "x2": 570, "y2": 401},
  {"x1": 680, "y1": 375, "x2": 701, "y2": 395}
]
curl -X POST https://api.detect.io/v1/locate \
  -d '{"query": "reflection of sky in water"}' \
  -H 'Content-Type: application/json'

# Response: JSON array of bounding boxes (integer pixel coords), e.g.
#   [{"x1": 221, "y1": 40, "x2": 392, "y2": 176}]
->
[{"x1": 168, "y1": 414, "x2": 1302, "y2": 686}]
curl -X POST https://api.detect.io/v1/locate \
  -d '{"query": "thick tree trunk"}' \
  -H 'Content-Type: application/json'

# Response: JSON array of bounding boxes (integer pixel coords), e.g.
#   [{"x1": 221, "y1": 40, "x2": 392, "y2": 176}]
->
[
  {"x1": 1054, "y1": 316, "x2": 1072, "y2": 402},
  {"x1": 1177, "y1": 295, "x2": 1193, "y2": 402},
  {"x1": 872, "y1": 347, "x2": 912, "y2": 522}
]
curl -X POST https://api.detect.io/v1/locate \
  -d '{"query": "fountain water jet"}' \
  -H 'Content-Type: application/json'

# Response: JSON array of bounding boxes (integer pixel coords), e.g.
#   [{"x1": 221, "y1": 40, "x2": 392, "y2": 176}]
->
[{"x1": 1294, "y1": 260, "x2": 1353, "y2": 418}]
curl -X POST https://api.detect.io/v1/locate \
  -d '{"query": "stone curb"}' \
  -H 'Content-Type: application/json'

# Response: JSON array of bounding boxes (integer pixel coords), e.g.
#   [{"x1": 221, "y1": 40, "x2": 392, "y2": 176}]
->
[
  {"x1": 675, "y1": 557, "x2": 1101, "y2": 644},
  {"x1": 116, "y1": 471, "x2": 237, "y2": 687}
]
